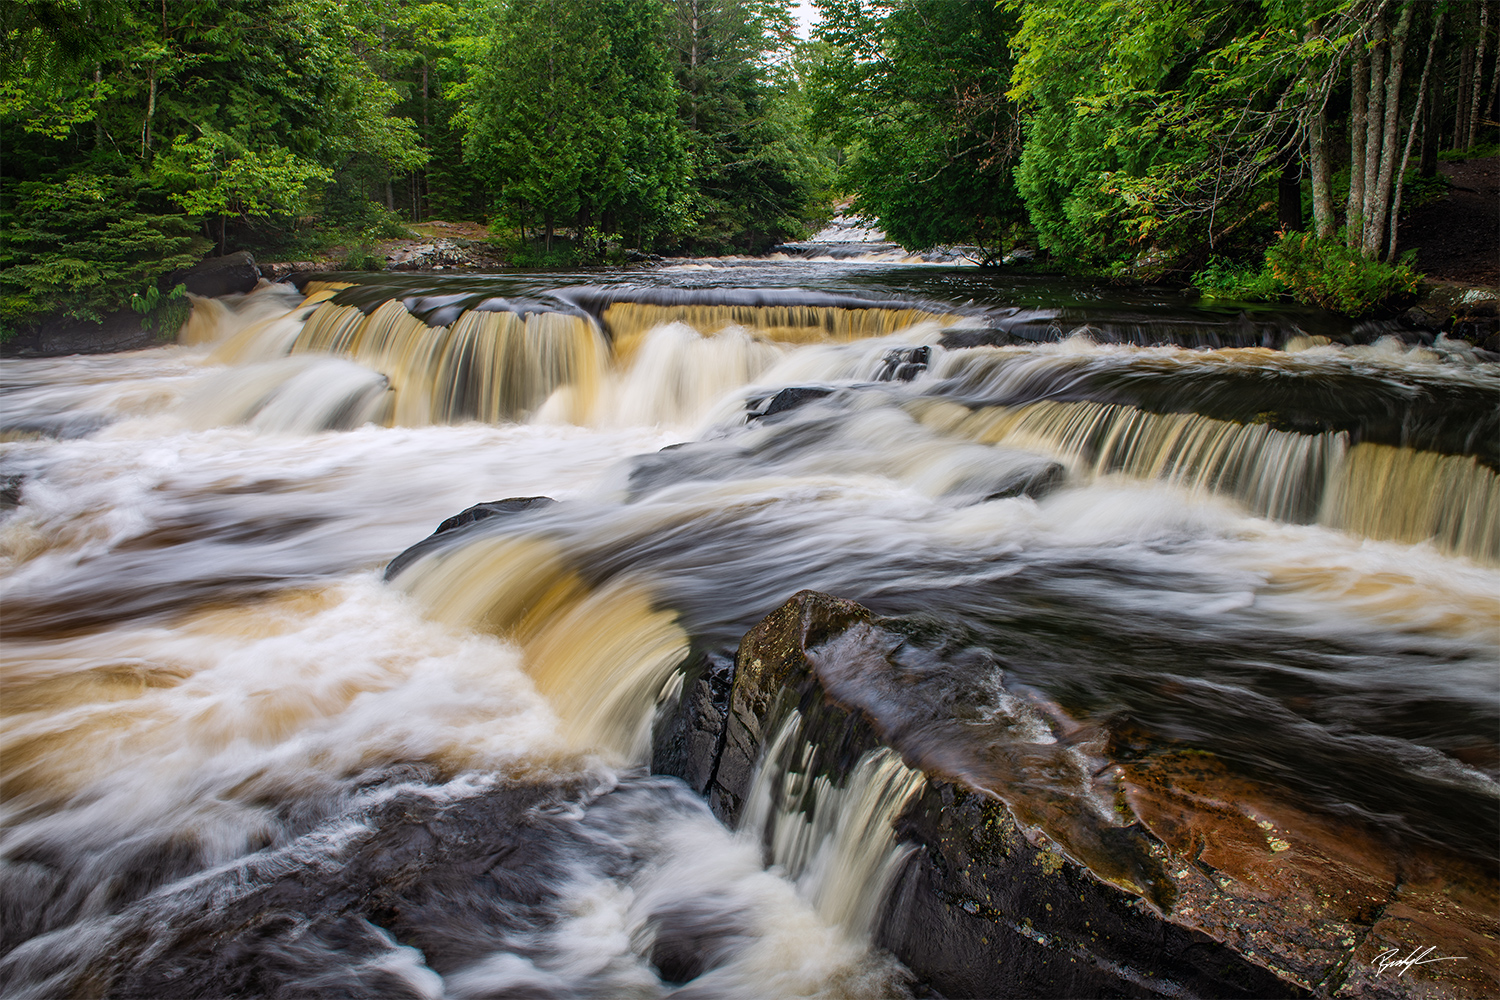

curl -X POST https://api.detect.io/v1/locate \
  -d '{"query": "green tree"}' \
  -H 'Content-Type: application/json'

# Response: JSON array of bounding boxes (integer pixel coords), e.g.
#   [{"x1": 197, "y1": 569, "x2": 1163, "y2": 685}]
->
[
  {"x1": 666, "y1": 0, "x2": 832, "y2": 253},
  {"x1": 807, "y1": 0, "x2": 1024, "y2": 260},
  {"x1": 459, "y1": 0, "x2": 691, "y2": 251},
  {"x1": 1, "y1": 0, "x2": 428, "y2": 330}
]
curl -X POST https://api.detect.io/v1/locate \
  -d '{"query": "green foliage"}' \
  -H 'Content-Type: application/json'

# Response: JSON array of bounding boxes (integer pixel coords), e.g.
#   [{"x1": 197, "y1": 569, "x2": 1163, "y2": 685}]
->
[
  {"x1": 156, "y1": 129, "x2": 334, "y2": 221},
  {"x1": 1437, "y1": 142, "x2": 1500, "y2": 163},
  {"x1": 1008, "y1": 0, "x2": 1308, "y2": 274},
  {"x1": 667, "y1": 0, "x2": 833, "y2": 253},
  {"x1": 1190, "y1": 256, "x2": 1284, "y2": 302},
  {"x1": 807, "y1": 0, "x2": 1023, "y2": 255},
  {"x1": 1265, "y1": 232, "x2": 1422, "y2": 319},
  {"x1": 0, "y1": 171, "x2": 209, "y2": 330},
  {"x1": 1399, "y1": 169, "x2": 1450, "y2": 211},
  {"x1": 459, "y1": 0, "x2": 691, "y2": 249},
  {"x1": 129, "y1": 283, "x2": 192, "y2": 338},
  {"x1": 336, "y1": 242, "x2": 386, "y2": 271}
]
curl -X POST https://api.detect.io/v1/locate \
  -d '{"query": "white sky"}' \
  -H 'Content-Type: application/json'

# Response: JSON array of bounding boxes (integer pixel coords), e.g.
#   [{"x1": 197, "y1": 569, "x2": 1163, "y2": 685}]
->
[{"x1": 793, "y1": 0, "x2": 818, "y2": 40}]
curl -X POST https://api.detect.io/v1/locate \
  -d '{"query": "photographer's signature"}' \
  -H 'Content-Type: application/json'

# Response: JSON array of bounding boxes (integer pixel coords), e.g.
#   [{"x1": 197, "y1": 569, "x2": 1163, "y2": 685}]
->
[{"x1": 1373, "y1": 946, "x2": 1464, "y2": 979}]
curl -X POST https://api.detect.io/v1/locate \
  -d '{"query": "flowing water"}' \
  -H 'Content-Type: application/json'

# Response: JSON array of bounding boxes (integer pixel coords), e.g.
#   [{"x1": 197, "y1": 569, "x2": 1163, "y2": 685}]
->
[{"x1": 2, "y1": 260, "x2": 1497, "y2": 997}]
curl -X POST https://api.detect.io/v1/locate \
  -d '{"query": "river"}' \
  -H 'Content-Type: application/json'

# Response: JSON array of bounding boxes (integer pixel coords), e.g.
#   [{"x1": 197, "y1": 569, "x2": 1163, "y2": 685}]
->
[{"x1": 1, "y1": 259, "x2": 1496, "y2": 998}]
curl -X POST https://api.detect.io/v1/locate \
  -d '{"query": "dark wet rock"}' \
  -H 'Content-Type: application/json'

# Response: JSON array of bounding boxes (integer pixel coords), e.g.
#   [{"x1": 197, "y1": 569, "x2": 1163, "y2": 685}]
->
[
  {"x1": 745, "y1": 386, "x2": 836, "y2": 421},
  {"x1": 982, "y1": 461, "x2": 1066, "y2": 502},
  {"x1": 259, "y1": 261, "x2": 318, "y2": 282},
  {"x1": 168, "y1": 251, "x2": 262, "y2": 299},
  {"x1": 874, "y1": 346, "x2": 932, "y2": 382},
  {"x1": 652, "y1": 650, "x2": 736, "y2": 796},
  {"x1": 644, "y1": 897, "x2": 749, "y2": 985},
  {"x1": 939, "y1": 327, "x2": 1016, "y2": 350},
  {"x1": 434, "y1": 496, "x2": 557, "y2": 534},
  {"x1": 626, "y1": 250, "x2": 663, "y2": 263},
  {"x1": 1402, "y1": 282, "x2": 1500, "y2": 345},
  {"x1": 0, "y1": 475, "x2": 24, "y2": 516},
  {"x1": 384, "y1": 497, "x2": 557, "y2": 581},
  {"x1": 0, "y1": 776, "x2": 742, "y2": 999},
  {"x1": 0, "y1": 309, "x2": 158, "y2": 358},
  {"x1": 657, "y1": 591, "x2": 1499, "y2": 1000}
]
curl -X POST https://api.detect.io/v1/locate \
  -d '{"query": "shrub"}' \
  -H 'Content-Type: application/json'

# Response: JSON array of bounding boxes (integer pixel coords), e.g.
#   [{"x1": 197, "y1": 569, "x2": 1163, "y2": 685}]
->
[
  {"x1": 1191, "y1": 256, "x2": 1285, "y2": 301},
  {"x1": 1264, "y1": 231, "x2": 1422, "y2": 318},
  {"x1": 130, "y1": 283, "x2": 193, "y2": 339},
  {"x1": 337, "y1": 242, "x2": 385, "y2": 271}
]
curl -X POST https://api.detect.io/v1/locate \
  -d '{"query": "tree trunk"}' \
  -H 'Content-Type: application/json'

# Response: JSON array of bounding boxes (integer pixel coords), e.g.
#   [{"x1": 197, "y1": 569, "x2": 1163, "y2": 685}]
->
[
  {"x1": 1309, "y1": 95, "x2": 1335, "y2": 238},
  {"x1": 1364, "y1": 2, "x2": 1415, "y2": 259},
  {"x1": 1388, "y1": 6, "x2": 1446, "y2": 261},
  {"x1": 1278, "y1": 150, "x2": 1304, "y2": 231},
  {"x1": 1453, "y1": 30, "x2": 1473, "y2": 150},
  {"x1": 1467, "y1": 1, "x2": 1491, "y2": 151},
  {"x1": 1421, "y1": 57, "x2": 1444, "y2": 177},
  {"x1": 93, "y1": 66, "x2": 103, "y2": 149},
  {"x1": 546, "y1": 213, "x2": 554, "y2": 253},
  {"x1": 386, "y1": 179, "x2": 395, "y2": 212},
  {"x1": 1347, "y1": 51, "x2": 1370, "y2": 248},
  {"x1": 141, "y1": 67, "x2": 156, "y2": 159},
  {"x1": 1361, "y1": 13, "x2": 1389, "y2": 249}
]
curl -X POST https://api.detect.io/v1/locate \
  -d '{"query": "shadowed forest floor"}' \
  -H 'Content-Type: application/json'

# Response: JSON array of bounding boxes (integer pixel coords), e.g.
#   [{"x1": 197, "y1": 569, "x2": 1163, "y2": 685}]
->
[{"x1": 1398, "y1": 155, "x2": 1499, "y2": 287}]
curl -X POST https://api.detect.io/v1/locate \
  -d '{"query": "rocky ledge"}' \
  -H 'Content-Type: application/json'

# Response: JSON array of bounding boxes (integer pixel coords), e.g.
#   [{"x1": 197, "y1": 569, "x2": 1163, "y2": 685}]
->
[{"x1": 653, "y1": 591, "x2": 1498, "y2": 999}]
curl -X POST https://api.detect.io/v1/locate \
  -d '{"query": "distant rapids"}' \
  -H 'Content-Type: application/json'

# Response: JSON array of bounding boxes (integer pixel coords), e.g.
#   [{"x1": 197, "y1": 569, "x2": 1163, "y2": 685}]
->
[{"x1": 1, "y1": 260, "x2": 1495, "y2": 998}]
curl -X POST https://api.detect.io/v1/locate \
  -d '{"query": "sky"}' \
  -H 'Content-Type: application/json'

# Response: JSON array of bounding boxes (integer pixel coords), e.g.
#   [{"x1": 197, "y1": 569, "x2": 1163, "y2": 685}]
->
[{"x1": 793, "y1": 0, "x2": 818, "y2": 40}]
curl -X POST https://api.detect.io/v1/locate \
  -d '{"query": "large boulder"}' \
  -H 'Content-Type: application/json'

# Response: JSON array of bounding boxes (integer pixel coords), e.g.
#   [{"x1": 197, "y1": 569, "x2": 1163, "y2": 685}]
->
[
  {"x1": 167, "y1": 251, "x2": 261, "y2": 298},
  {"x1": 656, "y1": 591, "x2": 1498, "y2": 999}
]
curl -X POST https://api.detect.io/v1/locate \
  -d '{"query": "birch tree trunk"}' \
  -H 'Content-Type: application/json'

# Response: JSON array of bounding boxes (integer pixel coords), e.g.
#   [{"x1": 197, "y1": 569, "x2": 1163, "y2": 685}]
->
[
  {"x1": 1388, "y1": 7, "x2": 1446, "y2": 261},
  {"x1": 1364, "y1": 2, "x2": 1415, "y2": 259},
  {"x1": 1360, "y1": 14, "x2": 1389, "y2": 247},
  {"x1": 1309, "y1": 96, "x2": 1335, "y2": 238},
  {"x1": 1466, "y1": 1, "x2": 1491, "y2": 152},
  {"x1": 1347, "y1": 51, "x2": 1370, "y2": 248},
  {"x1": 1307, "y1": 20, "x2": 1336, "y2": 239}
]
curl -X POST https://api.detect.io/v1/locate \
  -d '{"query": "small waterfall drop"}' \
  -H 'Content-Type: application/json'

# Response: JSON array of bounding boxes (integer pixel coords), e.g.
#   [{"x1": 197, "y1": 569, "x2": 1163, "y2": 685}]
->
[
  {"x1": 179, "y1": 356, "x2": 391, "y2": 434},
  {"x1": 603, "y1": 302, "x2": 960, "y2": 357},
  {"x1": 1323, "y1": 443, "x2": 1500, "y2": 562},
  {"x1": 915, "y1": 398, "x2": 1347, "y2": 524},
  {"x1": 391, "y1": 535, "x2": 690, "y2": 760},
  {"x1": 740, "y1": 711, "x2": 927, "y2": 941}
]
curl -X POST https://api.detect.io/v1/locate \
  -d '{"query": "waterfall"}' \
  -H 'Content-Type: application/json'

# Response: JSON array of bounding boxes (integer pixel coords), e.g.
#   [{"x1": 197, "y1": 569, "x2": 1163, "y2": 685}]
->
[
  {"x1": 391, "y1": 535, "x2": 690, "y2": 760},
  {"x1": 1323, "y1": 443, "x2": 1500, "y2": 563},
  {"x1": 602, "y1": 302, "x2": 960, "y2": 357},
  {"x1": 915, "y1": 397, "x2": 1498, "y2": 563},
  {"x1": 915, "y1": 398, "x2": 1347, "y2": 524},
  {"x1": 739, "y1": 711, "x2": 927, "y2": 940}
]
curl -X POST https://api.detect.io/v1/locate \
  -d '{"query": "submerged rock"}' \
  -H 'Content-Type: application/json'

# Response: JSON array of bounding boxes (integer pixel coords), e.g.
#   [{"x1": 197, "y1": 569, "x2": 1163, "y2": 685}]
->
[
  {"x1": 656, "y1": 591, "x2": 1499, "y2": 1000},
  {"x1": 383, "y1": 496, "x2": 556, "y2": 580},
  {"x1": 745, "y1": 386, "x2": 837, "y2": 420}
]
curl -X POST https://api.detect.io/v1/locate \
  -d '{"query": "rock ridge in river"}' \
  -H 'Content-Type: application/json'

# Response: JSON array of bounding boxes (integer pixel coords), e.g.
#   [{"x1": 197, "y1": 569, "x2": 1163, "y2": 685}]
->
[{"x1": 653, "y1": 590, "x2": 1498, "y2": 999}]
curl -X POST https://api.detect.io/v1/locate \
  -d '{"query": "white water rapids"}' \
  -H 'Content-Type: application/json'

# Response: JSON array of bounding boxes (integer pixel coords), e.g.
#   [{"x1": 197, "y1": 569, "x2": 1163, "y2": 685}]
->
[{"x1": 1, "y1": 279, "x2": 1496, "y2": 997}]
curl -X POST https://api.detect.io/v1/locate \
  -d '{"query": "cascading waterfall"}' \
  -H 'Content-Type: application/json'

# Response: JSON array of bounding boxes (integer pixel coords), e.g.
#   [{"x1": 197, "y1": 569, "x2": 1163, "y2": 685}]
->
[
  {"x1": 3, "y1": 258, "x2": 1497, "y2": 998},
  {"x1": 602, "y1": 301, "x2": 961, "y2": 359},
  {"x1": 911, "y1": 396, "x2": 1499, "y2": 562},
  {"x1": 738, "y1": 712, "x2": 927, "y2": 940},
  {"x1": 913, "y1": 398, "x2": 1348, "y2": 524},
  {"x1": 1324, "y1": 442, "x2": 1500, "y2": 562},
  {"x1": 286, "y1": 299, "x2": 610, "y2": 426}
]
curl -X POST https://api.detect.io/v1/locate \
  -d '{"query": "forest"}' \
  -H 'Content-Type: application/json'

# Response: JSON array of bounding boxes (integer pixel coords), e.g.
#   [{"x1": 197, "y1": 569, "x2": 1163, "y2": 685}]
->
[{"x1": 1, "y1": 0, "x2": 1496, "y2": 333}]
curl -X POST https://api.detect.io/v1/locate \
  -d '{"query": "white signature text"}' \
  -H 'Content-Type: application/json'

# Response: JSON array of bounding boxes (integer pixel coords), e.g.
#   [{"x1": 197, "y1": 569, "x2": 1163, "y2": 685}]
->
[{"x1": 1373, "y1": 946, "x2": 1464, "y2": 979}]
